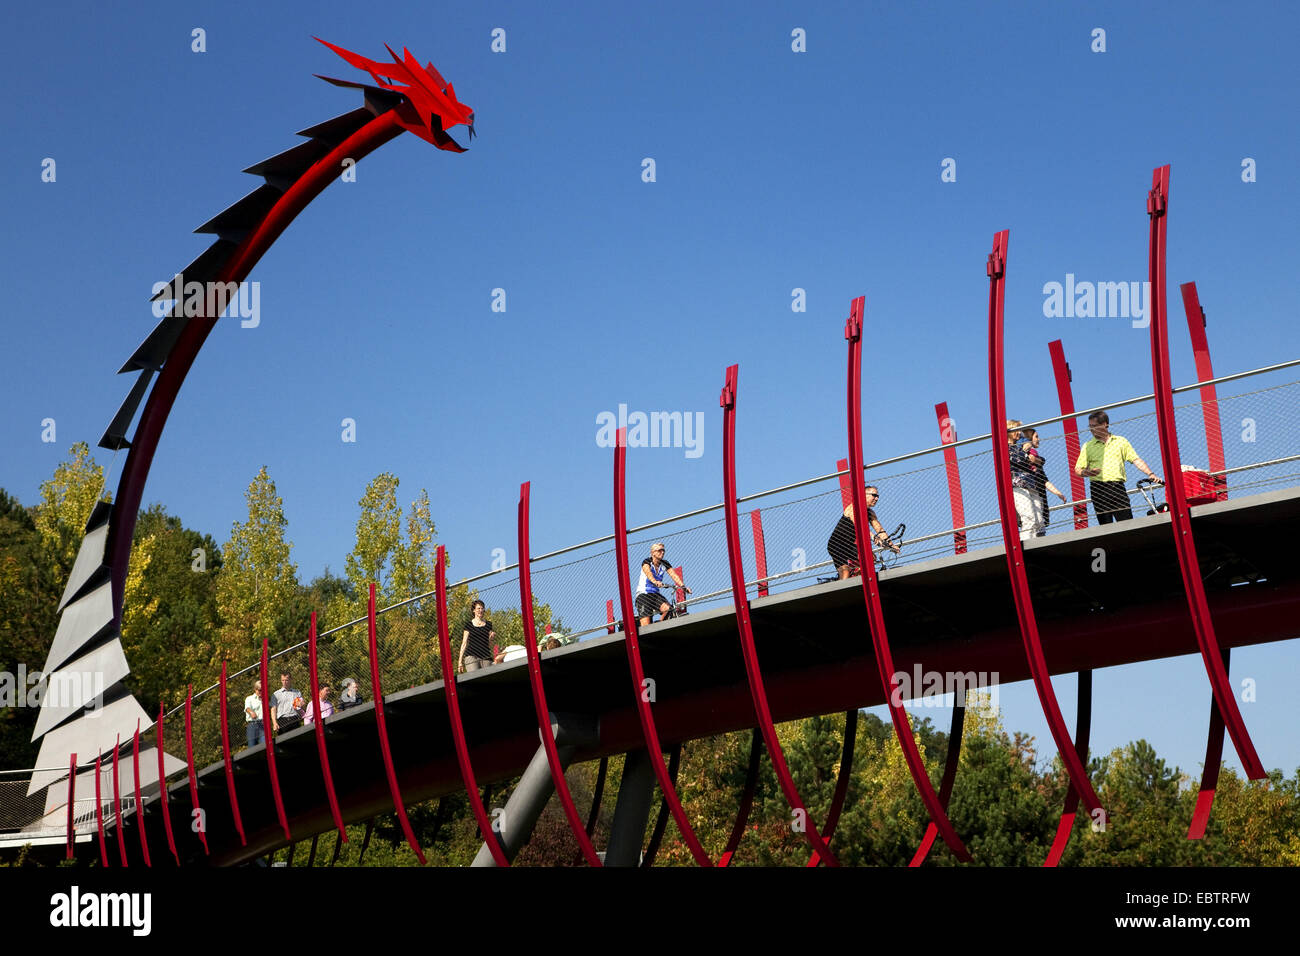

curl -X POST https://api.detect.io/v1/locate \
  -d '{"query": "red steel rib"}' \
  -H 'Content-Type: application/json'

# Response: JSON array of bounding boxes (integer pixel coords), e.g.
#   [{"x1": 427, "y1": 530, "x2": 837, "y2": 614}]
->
[
  {"x1": 434, "y1": 545, "x2": 508, "y2": 866},
  {"x1": 718, "y1": 731, "x2": 763, "y2": 867},
  {"x1": 1048, "y1": 341, "x2": 1089, "y2": 530},
  {"x1": 612, "y1": 431, "x2": 714, "y2": 865},
  {"x1": 807, "y1": 708, "x2": 859, "y2": 867},
  {"x1": 1043, "y1": 671, "x2": 1093, "y2": 866},
  {"x1": 517, "y1": 482, "x2": 604, "y2": 866},
  {"x1": 307, "y1": 612, "x2": 347, "y2": 841},
  {"x1": 641, "y1": 743, "x2": 683, "y2": 867},
  {"x1": 908, "y1": 403, "x2": 971, "y2": 866},
  {"x1": 185, "y1": 686, "x2": 208, "y2": 854},
  {"x1": 259, "y1": 642, "x2": 292, "y2": 843},
  {"x1": 112, "y1": 735, "x2": 128, "y2": 866},
  {"x1": 845, "y1": 303, "x2": 972, "y2": 861},
  {"x1": 986, "y1": 232, "x2": 1102, "y2": 816},
  {"x1": 909, "y1": 700, "x2": 966, "y2": 866},
  {"x1": 156, "y1": 705, "x2": 180, "y2": 865},
  {"x1": 721, "y1": 364, "x2": 839, "y2": 865},
  {"x1": 219, "y1": 660, "x2": 247, "y2": 845},
  {"x1": 1189, "y1": 649, "x2": 1229, "y2": 839},
  {"x1": 935, "y1": 401, "x2": 968, "y2": 553},
  {"x1": 365, "y1": 583, "x2": 426, "y2": 863},
  {"x1": 132, "y1": 722, "x2": 152, "y2": 866},
  {"x1": 1043, "y1": 339, "x2": 1095, "y2": 865},
  {"x1": 65, "y1": 752, "x2": 75, "y2": 860},
  {"x1": 1146, "y1": 165, "x2": 1265, "y2": 780},
  {"x1": 95, "y1": 752, "x2": 108, "y2": 865}
]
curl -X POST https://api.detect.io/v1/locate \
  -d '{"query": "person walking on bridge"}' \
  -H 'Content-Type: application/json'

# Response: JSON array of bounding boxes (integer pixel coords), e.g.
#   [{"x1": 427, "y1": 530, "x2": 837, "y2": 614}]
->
[{"x1": 1073, "y1": 410, "x2": 1161, "y2": 524}]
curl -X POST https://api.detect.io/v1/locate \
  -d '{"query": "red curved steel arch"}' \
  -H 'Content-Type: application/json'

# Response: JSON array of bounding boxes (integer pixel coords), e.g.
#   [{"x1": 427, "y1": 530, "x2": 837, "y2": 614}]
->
[
  {"x1": 721, "y1": 364, "x2": 839, "y2": 865},
  {"x1": 1179, "y1": 281, "x2": 1233, "y2": 835},
  {"x1": 844, "y1": 305, "x2": 972, "y2": 862},
  {"x1": 517, "y1": 482, "x2": 603, "y2": 866},
  {"x1": 986, "y1": 232, "x2": 1102, "y2": 817},
  {"x1": 1146, "y1": 165, "x2": 1265, "y2": 780},
  {"x1": 434, "y1": 545, "x2": 509, "y2": 867},
  {"x1": 1043, "y1": 339, "x2": 1095, "y2": 866},
  {"x1": 365, "y1": 583, "x2": 426, "y2": 864},
  {"x1": 908, "y1": 402, "x2": 974, "y2": 867},
  {"x1": 640, "y1": 743, "x2": 683, "y2": 867},
  {"x1": 612, "y1": 430, "x2": 714, "y2": 866},
  {"x1": 807, "y1": 708, "x2": 859, "y2": 867},
  {"x1": 218, "y1": 660, "x2": 247, "y2": 846},
  {"x1": 910, "y1": 701, "x2": 966, "y2": 866},
  {"x1": 1043, "y1": 671, "x2": 1093, "y2": 866},
  {"x1": 94, "y1": 751, "x2": 109, "y2": 866},
  {"x1": 718, "y1": 730, "x2": 763, "y2": 867},
  {"x1": 259, "y1": 642, "x2": 292, "y2": 844},
  {"x1": 112, "y1": 735, "x2": 128, "y2": 866},
  {"x1": 132, "y1": 722, "x2": 152, "y2": 867},
  {"x1": 584, "y1": 756, "x2": 609, "y2": 842},
  {"x1": 184, "y1": 685, "x2": 208, "y2": 855},
  {"x1": 156, "y1": 704, "x2": 180, "y2": 865},
  {"x1": 1189, "y1": 648, "x2": 1229, "y2": 839},
  {"x1": 306, "y1": 612, "x2": 347, "y2": 842}
]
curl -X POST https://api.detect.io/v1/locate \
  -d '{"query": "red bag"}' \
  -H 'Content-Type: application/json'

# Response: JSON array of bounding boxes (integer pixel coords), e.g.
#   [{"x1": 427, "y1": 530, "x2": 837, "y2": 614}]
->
[{"x1": 1180, "y1": 468, "x2": 1220, "y2": 506}]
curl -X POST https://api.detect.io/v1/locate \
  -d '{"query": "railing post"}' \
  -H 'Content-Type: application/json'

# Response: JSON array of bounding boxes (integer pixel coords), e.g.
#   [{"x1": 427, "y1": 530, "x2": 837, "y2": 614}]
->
[
  {"x1": 65, "y1": 752, "x2": 76, "y2": 861},
  {"x1": 750, "y1": 510, "x2": 769, "y2": 597},
  {"x1": 1047, "y1": 340, "x2": 1088, "y2": 529},
  {"x1": 934, "y1": 402, "x2": 968, "y2": 553}
]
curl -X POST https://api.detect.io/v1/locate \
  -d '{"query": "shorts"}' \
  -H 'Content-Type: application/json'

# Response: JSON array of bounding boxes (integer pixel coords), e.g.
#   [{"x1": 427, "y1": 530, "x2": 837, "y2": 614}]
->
[{"x1": 636, "y1": 592, "x2": 668, "y2": 619}]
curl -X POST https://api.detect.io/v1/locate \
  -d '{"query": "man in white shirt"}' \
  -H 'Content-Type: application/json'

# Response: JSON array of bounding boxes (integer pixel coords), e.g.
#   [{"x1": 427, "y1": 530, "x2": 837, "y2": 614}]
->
[
  {"x1": 272, "y1": 672, "x2": 303, "y2": 734},
  {"x1": 244, "y1": 679, "x2": 278, "y2": 747}
]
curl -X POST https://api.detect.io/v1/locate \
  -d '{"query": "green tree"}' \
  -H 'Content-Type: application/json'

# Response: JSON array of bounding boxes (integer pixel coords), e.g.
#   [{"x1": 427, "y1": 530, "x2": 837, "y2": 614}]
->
[
  {"x1": 0, "y1": 490, "x2": 62, "y2": 767},
  {"x1": 33, "y1": 441, "x2": 109, "y2": 572},
  {"x1": 214, "y1": 466, "x2": 299, "y2": 660}
]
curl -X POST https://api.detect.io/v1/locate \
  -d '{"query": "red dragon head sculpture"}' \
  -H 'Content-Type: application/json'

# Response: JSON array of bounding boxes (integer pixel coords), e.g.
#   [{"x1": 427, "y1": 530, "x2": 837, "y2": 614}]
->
[{"x1": 315, "y1": 38, "x2": 475, "y2": 152}]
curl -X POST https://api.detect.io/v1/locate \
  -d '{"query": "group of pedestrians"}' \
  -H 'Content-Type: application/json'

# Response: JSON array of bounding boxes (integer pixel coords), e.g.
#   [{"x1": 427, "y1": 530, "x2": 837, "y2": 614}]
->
[
  {"x1": 1011, "y1": 409, "x2": 1162, "y2": 539},
  {"x1": 243, "y1": 672, "x2": 363, "y2": 748}
]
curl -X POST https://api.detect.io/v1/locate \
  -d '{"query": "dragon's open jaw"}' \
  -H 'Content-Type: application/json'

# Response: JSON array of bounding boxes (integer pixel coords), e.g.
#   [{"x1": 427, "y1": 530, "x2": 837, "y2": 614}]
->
[{"x1": 315, "y1": 38, "x2": 475, "y2": 152}]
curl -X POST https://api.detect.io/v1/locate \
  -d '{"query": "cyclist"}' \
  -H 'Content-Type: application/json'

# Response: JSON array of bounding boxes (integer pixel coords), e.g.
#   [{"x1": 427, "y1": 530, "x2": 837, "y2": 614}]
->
[
  {"x1": 827, "y1": 486, "x2": 899, "y2": 579},
  {"x1": 636, "y1": 542, "x2": 689, "y2": 625}
]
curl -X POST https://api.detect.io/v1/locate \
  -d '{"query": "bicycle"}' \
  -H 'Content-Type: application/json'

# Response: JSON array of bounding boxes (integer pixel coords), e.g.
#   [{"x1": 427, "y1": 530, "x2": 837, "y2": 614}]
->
[{"x1": 819, "y1": 523, "x2": 906, "y2": 582}]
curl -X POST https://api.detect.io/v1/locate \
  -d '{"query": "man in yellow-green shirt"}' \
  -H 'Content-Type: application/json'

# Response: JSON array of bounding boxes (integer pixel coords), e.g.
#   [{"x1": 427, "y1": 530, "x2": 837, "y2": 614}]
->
[{"x1": 1074, "y1": 410, "x2": 1162, "y2": 523}]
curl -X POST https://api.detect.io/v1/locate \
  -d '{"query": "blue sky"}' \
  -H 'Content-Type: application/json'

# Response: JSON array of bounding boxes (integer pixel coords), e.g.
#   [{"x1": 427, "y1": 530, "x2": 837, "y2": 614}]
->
[{"x1": 2, "y1": 1, "x2": 1298, "y2": 778}]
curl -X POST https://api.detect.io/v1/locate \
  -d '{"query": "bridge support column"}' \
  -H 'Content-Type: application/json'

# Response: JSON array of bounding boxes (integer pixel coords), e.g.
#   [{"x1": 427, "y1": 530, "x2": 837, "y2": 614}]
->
[
  {"x1": 472, "y1": 713, "x2": 597, "y2": 867},
  {"x1": 605, "y1": 748, "x2": 656, "y2": 866}
]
